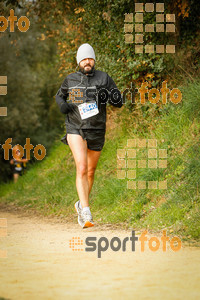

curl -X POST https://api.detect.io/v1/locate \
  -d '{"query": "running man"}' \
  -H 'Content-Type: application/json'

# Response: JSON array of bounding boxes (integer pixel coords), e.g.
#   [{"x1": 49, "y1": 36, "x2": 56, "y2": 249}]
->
[
  {"x1": 56, "y1": 43, "x2": 123, "y2": 228},
  {"x1": 10, "y1": 145, "x2": 28, "y2": 183}
]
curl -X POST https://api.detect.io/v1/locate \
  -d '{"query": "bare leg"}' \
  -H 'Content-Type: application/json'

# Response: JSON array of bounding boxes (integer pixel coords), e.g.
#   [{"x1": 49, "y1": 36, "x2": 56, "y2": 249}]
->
[
  {"x1": 13, "y1": 173, "x2": 19, "y2": 183},
  {"x1": 67, "y1": 134, "x2": 88, "y2": 208},
  {"x1": 67, "y1": 134, "x2": 101, "y2": 208},
  {"x1": 87, "y1": 148, "x2": 101, "y2": 195}
]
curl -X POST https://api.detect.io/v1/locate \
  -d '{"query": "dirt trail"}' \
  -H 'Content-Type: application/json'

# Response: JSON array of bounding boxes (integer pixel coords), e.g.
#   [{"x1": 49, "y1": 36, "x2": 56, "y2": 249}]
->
[{"x1": 0, "y1": 209, "x2": 199, "y2": 300}]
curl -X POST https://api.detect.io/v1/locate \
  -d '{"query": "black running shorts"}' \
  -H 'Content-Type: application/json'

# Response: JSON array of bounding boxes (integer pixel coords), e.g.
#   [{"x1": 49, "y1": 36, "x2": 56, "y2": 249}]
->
[
  {"x1": 61, "y1": 128, "x2": 106, "y2": 151},
  {"x1": 13, "y1": 169, "x2": 22, "y2": 175}
]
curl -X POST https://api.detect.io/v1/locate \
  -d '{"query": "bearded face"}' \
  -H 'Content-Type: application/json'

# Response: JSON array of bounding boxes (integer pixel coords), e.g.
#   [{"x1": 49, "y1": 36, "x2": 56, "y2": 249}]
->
[{"x1": 79, "y1": 58, "x2": 95, "y2": 74}]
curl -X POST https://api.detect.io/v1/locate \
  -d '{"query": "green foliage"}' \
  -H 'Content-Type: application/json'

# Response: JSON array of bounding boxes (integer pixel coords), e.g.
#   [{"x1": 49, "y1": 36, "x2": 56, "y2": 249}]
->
[
  {"x1": 1, "y1": 0, "x2": 199, "y2": 182},
  {"x1": 0, "y1": 6, "x2": 63, "y2": 182}
]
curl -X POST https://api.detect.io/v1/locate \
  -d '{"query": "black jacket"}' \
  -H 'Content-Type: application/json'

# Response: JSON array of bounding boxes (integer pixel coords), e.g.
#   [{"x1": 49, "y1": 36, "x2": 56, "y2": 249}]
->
[{"x1": 55, "y1": 67, "x2": 123, "y2": 130}]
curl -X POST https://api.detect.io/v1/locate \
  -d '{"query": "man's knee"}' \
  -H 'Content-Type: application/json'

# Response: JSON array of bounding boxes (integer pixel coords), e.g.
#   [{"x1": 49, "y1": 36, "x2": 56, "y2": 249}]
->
[
  {"x1": 88, "y1": 167, "x2": 96, "y2": 179},
  {"x1": 77, "y1": 163, "x2": 87, "y2": 177}
]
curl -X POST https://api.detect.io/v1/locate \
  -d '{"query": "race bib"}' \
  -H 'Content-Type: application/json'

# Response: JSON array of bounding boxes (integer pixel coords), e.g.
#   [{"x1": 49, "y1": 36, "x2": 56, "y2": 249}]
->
[{"x1": 78, "y1": 102, "x2": 99, "y2": 120}]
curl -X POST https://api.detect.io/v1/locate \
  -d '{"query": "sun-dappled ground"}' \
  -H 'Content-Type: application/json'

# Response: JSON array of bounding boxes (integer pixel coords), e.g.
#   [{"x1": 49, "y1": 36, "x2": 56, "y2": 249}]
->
[{"x1": 0, "y1": 207, "x2": 199, "y2": 300}]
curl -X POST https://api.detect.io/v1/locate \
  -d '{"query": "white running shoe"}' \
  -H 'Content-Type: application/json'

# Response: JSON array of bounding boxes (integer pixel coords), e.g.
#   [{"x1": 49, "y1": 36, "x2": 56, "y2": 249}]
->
[
  {"x1": 80, "y1": 210, "x2": 94, "y2": 228},
  {"x1": 74, "y1": 201, "x2": 94, "y2": 228},
  {"x1": 74, "y1": 200, "x2": 83, "y2": 227}
]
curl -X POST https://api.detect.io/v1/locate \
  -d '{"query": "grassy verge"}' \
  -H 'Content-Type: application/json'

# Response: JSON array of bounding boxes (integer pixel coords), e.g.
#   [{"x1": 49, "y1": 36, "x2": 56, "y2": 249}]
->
[{"x1": 0, "y1": 80, "x2": 200, "y2": 241}]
